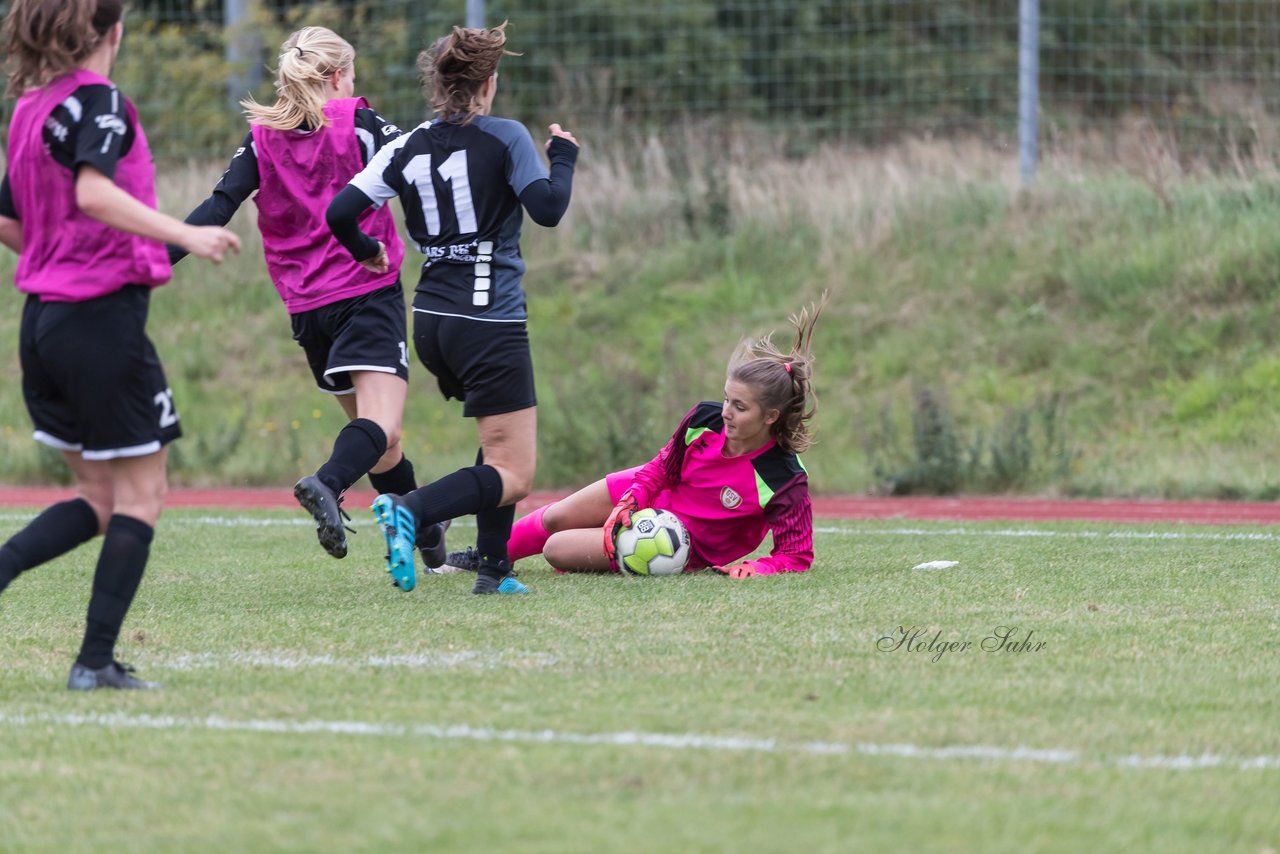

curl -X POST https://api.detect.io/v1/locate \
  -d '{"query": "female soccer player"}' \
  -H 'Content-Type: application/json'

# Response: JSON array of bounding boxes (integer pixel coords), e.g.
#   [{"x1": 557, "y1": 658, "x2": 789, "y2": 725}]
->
[
  {"x1": 0, "y1": 0, "x2": 240, "y2": 690},
  {"x1": 174, "y1": 26, "x2": 447, "y2": 566},
  {"x1": 447, "y1": 301, "x2": 824, "y2": 578},
  {"x1": 327, "y1": 22, "x2": 578, "y2": 594}
]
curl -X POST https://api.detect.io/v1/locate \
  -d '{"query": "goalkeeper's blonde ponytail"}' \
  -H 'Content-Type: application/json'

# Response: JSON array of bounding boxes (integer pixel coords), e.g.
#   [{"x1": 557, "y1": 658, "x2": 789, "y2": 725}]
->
[{"x1": 727, "y1": 292, "x2": 827, "y2": 455}]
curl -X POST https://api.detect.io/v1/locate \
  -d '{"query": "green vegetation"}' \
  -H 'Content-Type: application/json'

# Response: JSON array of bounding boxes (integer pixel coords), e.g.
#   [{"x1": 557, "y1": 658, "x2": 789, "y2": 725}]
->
[
  {"x1": 3, "y1": 134, "x2": 1280, "y2": 497},
  {"x1": 1, "y1": 510, "x2": 1278, "y2": 850},
  {"x1": 107, "y1": 1, "x2": 1280, "y2": 159}
]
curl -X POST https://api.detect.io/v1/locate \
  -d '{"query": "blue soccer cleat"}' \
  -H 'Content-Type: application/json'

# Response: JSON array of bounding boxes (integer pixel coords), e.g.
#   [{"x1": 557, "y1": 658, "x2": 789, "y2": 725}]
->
[
  {"x1": 472, "y1": 561, "x2": 529, "y2": 595},
  {"x1": 496, "y1": 576, "x2": 530, "y2": 594},
  {"x1": 372, "y1": 493, "x2": 418, "y2": 592}
]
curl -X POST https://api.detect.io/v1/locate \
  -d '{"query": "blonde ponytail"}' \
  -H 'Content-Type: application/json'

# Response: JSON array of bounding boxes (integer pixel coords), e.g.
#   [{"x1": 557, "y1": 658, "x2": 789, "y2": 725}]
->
[{"x1": 241, "y1": 26, "x2": 355, "y2": 131}]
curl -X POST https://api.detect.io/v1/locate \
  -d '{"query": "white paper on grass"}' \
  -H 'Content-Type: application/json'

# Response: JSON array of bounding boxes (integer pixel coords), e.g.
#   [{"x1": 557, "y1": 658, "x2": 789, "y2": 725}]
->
[{"x1": 912, "y1": 560, "x2": 959, "y2": 570}]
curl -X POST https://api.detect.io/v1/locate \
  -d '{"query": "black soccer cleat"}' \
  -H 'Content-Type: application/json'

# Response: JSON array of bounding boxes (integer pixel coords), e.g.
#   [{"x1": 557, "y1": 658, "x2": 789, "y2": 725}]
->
[
  {"x1": 294, "y1": 475, "x2": 353, "y2": 559},
  {"x1": 442, "y1": 545, "x2": 482, "y2": 573},
  {"x1": 417, "y1": 519, "x2": 452, "y2": 572},
  {"x1": 67, "y1": 660, "x2": 160, "y2": 691}
]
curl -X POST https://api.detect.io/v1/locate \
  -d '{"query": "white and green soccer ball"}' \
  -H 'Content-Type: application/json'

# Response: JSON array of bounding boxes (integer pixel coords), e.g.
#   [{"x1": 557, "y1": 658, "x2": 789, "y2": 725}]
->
[{"x1": 614, "y1": 508, "x2": 691, "y2": 576}]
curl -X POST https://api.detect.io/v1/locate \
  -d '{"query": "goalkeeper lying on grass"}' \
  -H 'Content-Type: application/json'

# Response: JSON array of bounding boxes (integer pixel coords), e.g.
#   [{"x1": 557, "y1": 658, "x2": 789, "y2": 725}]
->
[{"x1": 445, "y1": 298, "x2": 825, "y2": 578}]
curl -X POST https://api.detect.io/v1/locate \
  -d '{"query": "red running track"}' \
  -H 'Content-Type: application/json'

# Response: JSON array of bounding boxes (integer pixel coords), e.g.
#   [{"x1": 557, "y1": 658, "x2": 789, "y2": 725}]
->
[{"x1": 2, "y1": 486, "x2": 1279, "y2": 525}]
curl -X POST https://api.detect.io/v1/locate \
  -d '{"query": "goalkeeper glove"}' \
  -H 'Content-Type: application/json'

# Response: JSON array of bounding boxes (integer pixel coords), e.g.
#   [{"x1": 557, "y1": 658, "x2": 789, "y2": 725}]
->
[
  {"x1": 602, "y1": 490, "x2": 640, "y2": 568},
  {"x1": 713, "y1": 561, "x2": 759, "y2": 579}
]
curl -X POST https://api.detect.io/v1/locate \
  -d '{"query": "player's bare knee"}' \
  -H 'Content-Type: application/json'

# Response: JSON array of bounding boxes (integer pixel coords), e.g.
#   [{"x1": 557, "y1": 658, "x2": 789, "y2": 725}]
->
[
  {"x1": 371, "y1": 443, "x2": 402, "y2": 474},
  {"x1": 378, "y1": 424, "x2": 402, "y2": 451},
  {"x1": 498, "y1": 467, "x2": 533, "y2": 505},
  {"x1": 542, "y1": 501, "x2": 569, "y2": 532},
  {"x1": 543, "y1": 532, "x2": 570, "y2": 566}
]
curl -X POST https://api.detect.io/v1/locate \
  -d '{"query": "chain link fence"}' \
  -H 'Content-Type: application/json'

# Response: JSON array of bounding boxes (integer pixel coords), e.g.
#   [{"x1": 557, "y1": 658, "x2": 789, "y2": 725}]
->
[{"x1": 8, "y1": 1, "x2": 1280, "y2": 168}]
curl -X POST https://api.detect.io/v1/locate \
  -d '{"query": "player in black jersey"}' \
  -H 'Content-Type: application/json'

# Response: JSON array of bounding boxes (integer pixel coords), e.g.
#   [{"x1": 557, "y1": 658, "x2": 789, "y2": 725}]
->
[
  {"x1": 172, "y1": 27, "x2": 448, "y2": 568},
  {"x1": 0, "y1": 0, "x2": 239, "y2": 690},
  {"x1": 328, "y1": 23, "x2": 578, "y2": 594}
]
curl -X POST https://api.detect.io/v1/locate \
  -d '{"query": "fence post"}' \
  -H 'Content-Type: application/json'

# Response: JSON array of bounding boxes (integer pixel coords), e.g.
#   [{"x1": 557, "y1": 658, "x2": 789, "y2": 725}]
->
[
  {"x1": 1018, "y1": 0, "x2": 1040, "y2": 183},
  {"x1": 224, "y1": 0, "x2": 261, "y2": 108},
  {"x1": 467, "y1": 0, "x2": 486, "y2": 28}
]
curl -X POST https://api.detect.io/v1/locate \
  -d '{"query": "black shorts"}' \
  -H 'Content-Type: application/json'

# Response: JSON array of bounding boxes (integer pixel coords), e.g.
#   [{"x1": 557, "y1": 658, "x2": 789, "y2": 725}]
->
[
  {"x1": 412, "y1": 307, "x2": 536, "y2": 418},
  {"x1": 290, "y1": 282, "x2": 409, "y2": 394},
  {"x1": 20, "y1": 286, "x2": 181, "y2": 460}
]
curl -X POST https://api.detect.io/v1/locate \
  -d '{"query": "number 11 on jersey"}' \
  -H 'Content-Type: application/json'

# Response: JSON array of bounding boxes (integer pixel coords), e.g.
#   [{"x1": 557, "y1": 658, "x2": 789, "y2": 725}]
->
[{"x1": 403, "y1": 150, "x2": 477, "y2": 235}]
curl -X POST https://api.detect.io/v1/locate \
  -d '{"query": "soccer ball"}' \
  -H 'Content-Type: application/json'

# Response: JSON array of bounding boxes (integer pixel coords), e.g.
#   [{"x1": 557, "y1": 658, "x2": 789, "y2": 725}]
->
[{"x1": 614, "y1": 508, "x2": 691, "y2": 576}]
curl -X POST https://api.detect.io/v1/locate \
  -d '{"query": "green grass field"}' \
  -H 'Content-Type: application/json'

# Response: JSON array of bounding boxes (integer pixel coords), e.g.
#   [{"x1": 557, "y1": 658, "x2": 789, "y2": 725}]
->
[{"x1": 1, "y1": 508, "x2": 1278, "y2": 851}]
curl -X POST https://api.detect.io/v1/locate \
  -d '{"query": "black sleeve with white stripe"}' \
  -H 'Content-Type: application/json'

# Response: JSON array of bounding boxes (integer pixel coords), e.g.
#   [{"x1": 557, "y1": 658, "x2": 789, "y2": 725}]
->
[
  {"x1": 169, "y1": 131, "x2": 260, "y2": 264},
  {"x1": 354, "y1": 107, "x2": 403, "y2": 167},
  {"x1": 65, "y1": 84, "x2": 134, "y2": 180}
]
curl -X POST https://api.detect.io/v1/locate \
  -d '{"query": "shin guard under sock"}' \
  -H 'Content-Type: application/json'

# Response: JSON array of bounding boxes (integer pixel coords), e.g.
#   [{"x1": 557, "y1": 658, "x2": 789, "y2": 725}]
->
[
  {"x1": 316, "y1": 418, "x2": 387, "y2": 494},
  {"x1": 475, "y1": 503, "x2": 517, "y2": 570},
  {"x1": 402, "y1": 464, "x2": 504, "y2": 526},
  {"x1": 0, "y1": 498, "x2": 99, "y2": 592},
  {"x1": 77, "y1": 515, "x2": 154, "y2": 670},
  {"x1": 368, "y1": 454, "x2": 417, "y2": 496}
]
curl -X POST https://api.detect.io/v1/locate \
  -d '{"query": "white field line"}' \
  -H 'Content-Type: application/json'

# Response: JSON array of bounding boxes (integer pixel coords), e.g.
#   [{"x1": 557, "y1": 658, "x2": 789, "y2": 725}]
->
[
  {"x1": 3, "y1": 513, "x2": 1271, "y2": 542},
  {"x1": 1, "y1": 711, "x2": 1277, "y2": 772},
  {"x1": 152, "y1": 650, "x2": 557, "y2": 671}
]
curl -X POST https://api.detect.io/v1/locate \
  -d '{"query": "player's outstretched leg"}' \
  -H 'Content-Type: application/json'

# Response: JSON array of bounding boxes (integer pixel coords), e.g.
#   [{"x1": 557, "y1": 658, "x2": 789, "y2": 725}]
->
[
  {"x1": 372, "y1": 493, "x2": 418, "y2": 592},
  {"x1": 365, "y1": 454, "x2": 449, "y2": 572},
  {"x1": 294, "y1": 474, "x2": 352, "y2": 559},
  {"x1": 67, "y1": 660, "x2": 160, "y2": 691}
]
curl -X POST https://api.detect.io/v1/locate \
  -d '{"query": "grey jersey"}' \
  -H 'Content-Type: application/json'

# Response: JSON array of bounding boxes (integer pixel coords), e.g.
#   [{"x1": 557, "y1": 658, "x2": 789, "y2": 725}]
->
[{"x1": 350, "y1": 115, "x2": 548, "y2": 321}]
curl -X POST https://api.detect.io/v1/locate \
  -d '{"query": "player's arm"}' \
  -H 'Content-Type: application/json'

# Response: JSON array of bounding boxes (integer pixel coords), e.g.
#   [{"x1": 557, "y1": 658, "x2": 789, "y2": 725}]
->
[
  {"x1": 0, "y1": 216, "x2": 21, "y2": 253},
  {"x1": 0, "y1": 175, "x2": 20, "y2": 253},
  {"x1": 70, "y1": 86, "x2": 239, "y2": 262},
  {"x1": 326, "y1": 184, "x2": 385, "y2": 269},
  {"x1": 169, "y1": 132, "x2": 258, "y2": 264},
  {"x1": 519, "y1": 133, "x2": 578, "y2": 227},
  {"x1": 503, "y1": 121, "x2": 578, "y2": 227},
  {"x1": 624, "y1": 402, "x2": 706, "y2": 507},
  {"x1": 718, "y1": 476, "x2": 814, "y2": 578},
  {"x1": 602, "y1": 407, "x2": 697, "y2": 565},
  {"x1": 77, "y1": 166, "x2": 239, "y2": 262},
  {"x1": 327, "y1": 132, "x2": 407, "y2": 272},
  {"x1": 355, "y1": 107, "x2": 403, "y2": 164}
]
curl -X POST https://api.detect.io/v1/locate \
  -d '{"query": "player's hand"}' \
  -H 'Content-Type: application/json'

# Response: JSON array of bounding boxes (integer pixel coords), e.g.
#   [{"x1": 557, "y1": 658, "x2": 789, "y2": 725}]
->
[
  {"x1": 713, "y1": 561, "x2": 759, "y2": 579},
  {"x1": 359, "y1": 241, "x2": 390, "y2": 274},
  {"x1": 602, "y1": 491, "x2": 639, "y2": 568},
  {"x1": 181, "y1": 226, "x2": 241, "y2": 264},
  {"x1": 546, "y1": 123, "x2": 578, "y2": 150}
]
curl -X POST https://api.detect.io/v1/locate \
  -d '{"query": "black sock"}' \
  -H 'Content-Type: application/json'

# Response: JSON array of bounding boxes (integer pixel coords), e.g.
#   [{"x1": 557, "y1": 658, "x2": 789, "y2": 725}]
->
[
  {"x1": 402, "y1": 464, "x2": 504, "y2": 527},
  {"x1": 0, "y1": 498, "x2": 98, "y2": 593},
  {"x1": 475, "y1": 503, "x2": 516, "y2": 576},
  {"x1": 368, "y1": 454, "x2": 417, "y2": 496},
  {"x1": 316, "y1": 418, "x2": 387, "y2": 494},
  {"x1": 77, "y1": 515, "x2": 154, "y2": 670}
]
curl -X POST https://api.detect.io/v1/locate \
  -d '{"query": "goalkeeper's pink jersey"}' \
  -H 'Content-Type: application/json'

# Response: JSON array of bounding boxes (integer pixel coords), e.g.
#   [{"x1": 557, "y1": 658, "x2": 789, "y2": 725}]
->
[{"x1": 607, "y1": 402, "x2": 814, "y2": 574}]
